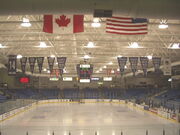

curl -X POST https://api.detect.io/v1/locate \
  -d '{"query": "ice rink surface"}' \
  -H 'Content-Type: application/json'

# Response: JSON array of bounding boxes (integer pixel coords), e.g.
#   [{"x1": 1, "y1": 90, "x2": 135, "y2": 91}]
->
[{"x1": 0, "y1": 103, "x2": 179, "y2": 135}]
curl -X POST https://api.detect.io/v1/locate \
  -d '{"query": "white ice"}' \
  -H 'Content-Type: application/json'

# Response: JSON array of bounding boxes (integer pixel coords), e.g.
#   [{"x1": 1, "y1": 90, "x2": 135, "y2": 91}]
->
[{"x1": 0, "y1": 103, "x2": 179, "y2": 135}]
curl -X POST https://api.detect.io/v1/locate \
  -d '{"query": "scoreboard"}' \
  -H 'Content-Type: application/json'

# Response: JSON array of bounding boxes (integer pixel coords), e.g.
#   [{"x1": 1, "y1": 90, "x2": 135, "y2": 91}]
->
[{"x1": 77, "y1": 64, "x2": 93, "y2": 79}]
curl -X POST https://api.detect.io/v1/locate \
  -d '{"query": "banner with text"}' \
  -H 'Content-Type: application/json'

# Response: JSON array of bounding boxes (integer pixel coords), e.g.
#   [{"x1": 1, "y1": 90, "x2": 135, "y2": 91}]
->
[
  {"x1": 57, "y1": 57, "x2": 67, "y2": 75},
  {"x1": 47, "y1": 57, "x2": 55, "y2": 73},
  {"x1": 129, "y1": 57, "x2": 138, "y2": 76},
  {"x1": 140, "y1": 57, "x2": 149, "y2": 76},
  {"x1": 163, "y1": 58, "x2": 171, "y2": 75},
  {"x1": 20, "y1": 57, "x2": 27, "y2": 73},
  {"x1": 117, "y1": 57, "x2": 127, "y2": 75},
  {"x1": 8, "y1": 55, "x2": 17, "y2": 75},
  {"x1": 152, "y1": 57, "x2": 161, "y2": 72},
  {"x1": 28, "y1": 57, "x2": 36, "y2": 74},
  {"x1": 37, "y1": 57, "x2": 44, "y2": 73}
]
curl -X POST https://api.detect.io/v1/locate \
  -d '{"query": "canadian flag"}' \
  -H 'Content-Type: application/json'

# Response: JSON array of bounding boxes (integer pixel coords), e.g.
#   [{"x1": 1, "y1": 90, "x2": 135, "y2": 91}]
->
[{"x1": 43, "y1": 15, "x2": 84, "y2": 34}]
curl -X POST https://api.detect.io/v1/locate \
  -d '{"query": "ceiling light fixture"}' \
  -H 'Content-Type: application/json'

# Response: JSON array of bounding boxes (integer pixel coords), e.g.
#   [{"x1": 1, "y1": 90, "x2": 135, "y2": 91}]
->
[
  {"x1": 99, "y1": 68, "x2": 102, "y2": 71},
  {"x1": 96, "y1": 70, "x2": 99, "y2": 73},
  {"x1": 129, "y1": 42, "x2": 139, "y2": 48},
  {"x1": 158, "y1": 19, "x2": 168, "y2": 29},
  {"x1": 169, "y1": 43, "x2": 180, "y2": 49},
  {"x1": 125, "y1": 65, "x2": 127, "y2": 69},
  {"x1": 0, "y1": 43, "x2": 7, "y2": 48},
  {"x1": 21, "y1": 18, "x2": 32, "y2": 27},
  {"x1": 111, "y1": 70, "x2": 115, "y2": 73},
  {"x1": 147, "y1": 55, "x2": 153, "y2": 60},
  {"x1": 103, "y1": 66, "x2": 107, "y2": 69},
  {"x1": 50, "y1": 55, "x2": 55, "y2": 57},
  {"x1": 39, "y1": 42, "x2": 48, "y2": 48},
  {"x1": 108, "y1": 62, "x2": 113, "y2": 65},
  {"x1": 17, "y1": 54, "x2": 22, "y2": 59},
  {"x1": 47, "y1": 70, "x2": 50, "y2": 73},
  {"x1": 91, "y1": 18, "x2": 101, "y2": 28},
  {"x1": 117, "y1": 55, "x2": 122, "y2": 58},
  {"x1": 83, "y1": 55, "x2": 90, "y2": 59},
  {"x1": 86, "y1": 42, "x2": 95, "y2": 48}
]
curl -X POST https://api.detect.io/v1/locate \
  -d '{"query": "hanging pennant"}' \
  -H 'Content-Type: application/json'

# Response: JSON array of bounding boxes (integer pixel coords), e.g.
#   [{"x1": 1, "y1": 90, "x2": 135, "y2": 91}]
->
[
  {"x1": 163, "y1": 58, "x2": 171, "y2": 75},
  {"x1": 28, "y1": 57, "x2": 36, "y2": 74},
  {"x1": 8, "y1": 55, "x2": 17, "y2": 75},
  {"x1": 37, "y1": 57, "x2": 44, "y2": 73},
  {"x1": 20, "y1": 57, "x2": 27, "y2": 73},
  {"x1": 47, "y1": 57, "x2": 55, "y2": 73},
  {"x1": 129, "y1": 57, "x2": 138, "y2": 76},
  {"x1": 152, "y1": 57, "x2": 161, "y2": 72},
  {"x1": 140, "y1": 57, "x2": 149, "y2": 76},
  {"x1": 117, "y1": 57, "x2": 127, "y2": 75},
  {"x1": 57, "y1": 57, "x2": 67, "y2": 75}
]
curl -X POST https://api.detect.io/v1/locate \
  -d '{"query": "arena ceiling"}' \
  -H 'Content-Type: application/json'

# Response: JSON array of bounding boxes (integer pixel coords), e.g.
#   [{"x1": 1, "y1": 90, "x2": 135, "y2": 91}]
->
[{"x1": 0, "y1": 15, "x2": 180, "y2": 77}]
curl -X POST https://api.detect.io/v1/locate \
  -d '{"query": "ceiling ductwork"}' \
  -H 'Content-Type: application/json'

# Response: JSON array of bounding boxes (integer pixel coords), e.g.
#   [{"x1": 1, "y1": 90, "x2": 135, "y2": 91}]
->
[{"x1": 0, "y1": 0, "x2": 180, "y2": 19}]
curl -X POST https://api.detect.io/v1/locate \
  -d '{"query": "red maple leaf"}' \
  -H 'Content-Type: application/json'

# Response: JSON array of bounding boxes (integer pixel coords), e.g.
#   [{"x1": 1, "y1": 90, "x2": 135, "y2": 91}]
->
[{"x1": 55, "y1": 15, "x2": 70, "y2": 27}]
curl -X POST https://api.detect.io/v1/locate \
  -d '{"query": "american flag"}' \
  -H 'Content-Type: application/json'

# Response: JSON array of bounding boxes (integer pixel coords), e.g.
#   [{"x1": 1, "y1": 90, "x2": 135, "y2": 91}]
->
[{"x1": 106, "y1": 16, "x2": 148, "y2": 35}]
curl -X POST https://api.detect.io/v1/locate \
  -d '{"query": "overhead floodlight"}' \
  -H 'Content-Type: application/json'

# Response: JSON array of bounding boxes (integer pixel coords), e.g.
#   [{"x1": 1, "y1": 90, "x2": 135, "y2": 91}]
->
[
  {"x1": 99, "y1": 68, "x2": 102, "y2": 71},
  {"x1": 124, "y1": 65, "x2": 127, "y2": 69},
  {"x1": 50, "y1": 55, "x2": 55, "y2": 57},
  {"x1": 111, "y1": 70, "x2": 114, "y2": 73},
  {"x1": 117, "y1": 55, "x2": 122, "y2": 58},
  {"x1": 117, "y1": 68, "x2": 120, "y2": 71},
  {"x1": 103, "y1": 65, "x2": 107, "y2": 68},
  {"x1": 158, "y1": 20, "x2": 168, "y2": 29},
  {"x1": 96, "y1": 70, "x2": 99, "y2": 73},
  {"x1": 169, "y1": 43, "x2": 180, "y2": 49},
  {"x1": 147, "y1": 55, "x2": 153, "y2": 60},
  {"x1": 84, "y1": 55, "x2": 90, "y2": 59},
  {"x1": 43, "y1": 68, "x2": 47, "y2": 72},
  {"x1": 21, "y1": 18, "x2": 32, "y2": 27},
  {"x1": 91, "y1": 22, "x2": 101, "y2": 28},
  {"x1": 129, "y1": 42, "x2": 139, "y2": 48},
  {"x1": 38, "y1": 42, "x2": 48, "y2": 48},
  {"x1": 47, "y1": 70, "x2": 50, "y2": 73},
  {"x1": 56, "y1": 62, "x2": 58, "y2": 65},
  {"x1": 17, "y1": 54, "x2": 22, "y2": 59},
  {"x1": 168, "y1": 78, "x2": 172, "y2": 82},
  {"x1": 91, "y1": 18, "x2": 101, "y2": 28},
  {"x1": 86, "y1": 42, "x2": 95, "y2": 48},
  {"x1": 0, "y1": 43, "x2": 7, "y2": 48},
  {"x1": 108, "y1": 62, "x2": 113, "y2": 65},
  {"x1": 93, "y1": 18, "x2": 100, "y2": 23}
]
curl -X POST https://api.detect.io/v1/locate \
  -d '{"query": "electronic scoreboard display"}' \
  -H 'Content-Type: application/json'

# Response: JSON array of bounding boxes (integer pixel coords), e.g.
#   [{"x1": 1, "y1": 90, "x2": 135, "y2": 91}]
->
[{"x1": 77, "y1": 64, "x2": 93, "y2": 79}]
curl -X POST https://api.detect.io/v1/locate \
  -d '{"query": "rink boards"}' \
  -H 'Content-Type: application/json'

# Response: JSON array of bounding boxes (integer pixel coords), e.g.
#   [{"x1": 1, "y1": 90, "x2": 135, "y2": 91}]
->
[{"x1": 0, "y1": 99, "x2": 179, "y2": 123}]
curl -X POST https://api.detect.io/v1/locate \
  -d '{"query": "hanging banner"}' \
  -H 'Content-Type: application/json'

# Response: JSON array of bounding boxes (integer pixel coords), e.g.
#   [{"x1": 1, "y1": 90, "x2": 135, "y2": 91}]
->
[
  {"x1": 28, "y1": 57, "x2": 36, "y2": 74},
  {"x1": 47, "y1": 57, "x2": 55, "y2": 73},
  {"x1": 152, "y1": 57, "x2": 161, "y2": 72},
  {"x1": 129, "y1": 57, "x2": 138, "y2": 76},
  {"x1": 57, "y1": 57, "x2": 66, "y2": 69},
  {"x1": 163, "y1": 58, "x2": 171, "y2": 75},
  {"x1": 76, "y1": 64, "x2": 80, "y2": 76},
  {"x1": 57, "y1": 57, "x2": 67, "y2": 75},
  {"x1": 8, "y1": 55, "x2": 17, "y2": 75},
  {"x1": 90, "y1": 64, "x2": 93, "y2": 75},
  {"x1": 140, "y1": 57, "x2": 149, "y2": 76},
  {"x1": 20, "y1": 57, "x2": 27, "y2": 73},
  {"x1": 37, "y1": 57, "x2": 44, "y2": 73},
  {"x1": 117, "y1": 57, "x2": 127, "y2": 75}
]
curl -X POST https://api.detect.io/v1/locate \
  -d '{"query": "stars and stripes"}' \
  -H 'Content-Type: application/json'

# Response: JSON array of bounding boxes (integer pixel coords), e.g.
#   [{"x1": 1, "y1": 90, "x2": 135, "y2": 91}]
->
[{"x1": 106, "y1": 16, "x2": 148, "y2": 35}]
